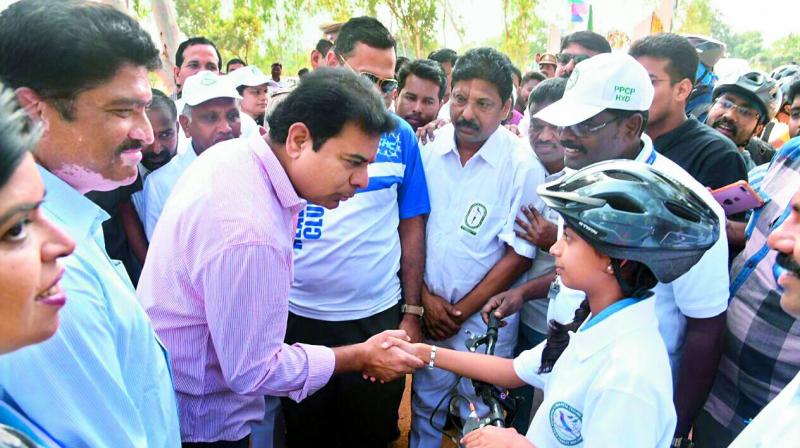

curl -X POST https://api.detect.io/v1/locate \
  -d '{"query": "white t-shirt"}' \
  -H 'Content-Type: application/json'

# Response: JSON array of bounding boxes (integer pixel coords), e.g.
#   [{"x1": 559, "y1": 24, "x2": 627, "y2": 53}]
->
[
  {"x1": 142, "y1": 137, "x2": 196, "y2": 240},
  {"x1": 421, "y1": 123, "x2": 545, "y2": 304},
  {"x1": 546, "y1": 134, "x2": 730, "y2": 376},
  {"x1": 730, "y1": 371, "x2": 800, "y2": 447},
  {"x1": 514, "y1": 298, "x2": 676, "y2": 447}
]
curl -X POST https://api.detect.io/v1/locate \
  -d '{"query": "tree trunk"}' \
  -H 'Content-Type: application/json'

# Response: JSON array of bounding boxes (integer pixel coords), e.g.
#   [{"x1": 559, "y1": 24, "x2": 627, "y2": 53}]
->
[{"x1": 151, "y1": 0, "x2": 183, "y2": 95}]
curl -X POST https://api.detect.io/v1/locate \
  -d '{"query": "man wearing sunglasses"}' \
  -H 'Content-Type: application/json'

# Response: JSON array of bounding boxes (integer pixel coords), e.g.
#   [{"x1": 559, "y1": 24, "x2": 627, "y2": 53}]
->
[
  {"x1": 283, "y1": 16, "x2": 430, "y2": 448},
  {"x1": 555, "y1": 30, "x2": 611, "y2": 79},
  {"x1": 532, "y1": 52, "x2": 730, "y2": 448}
]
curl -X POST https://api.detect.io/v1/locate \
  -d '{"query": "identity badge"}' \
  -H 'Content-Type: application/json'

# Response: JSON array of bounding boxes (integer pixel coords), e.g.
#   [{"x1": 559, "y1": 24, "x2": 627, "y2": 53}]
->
[{"x1": 460, "y1": 202, "x2": 489, "y2": 235}]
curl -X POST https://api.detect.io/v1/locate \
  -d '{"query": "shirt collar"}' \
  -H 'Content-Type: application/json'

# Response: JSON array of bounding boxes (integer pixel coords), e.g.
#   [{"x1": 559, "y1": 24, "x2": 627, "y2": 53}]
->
[
  {"x1": 249, "y1": 134, "x2": 304, "y2": 212},
  {"x1": 37, "y1": 165, "x2": 109, "y2": 240},
  {"x1": 633, "y1": 134, "x2": 656, "y2": 165},
  {"x1": 570, "y1": 298, "x2": 658, "y2": 362},
  {"x1": 436, "y1": 124, "x2": 506, "y2": 168}
]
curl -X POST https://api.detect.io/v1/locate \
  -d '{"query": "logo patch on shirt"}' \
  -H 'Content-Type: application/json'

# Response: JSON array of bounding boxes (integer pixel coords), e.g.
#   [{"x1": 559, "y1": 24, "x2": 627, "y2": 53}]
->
[
  {"x1": 460, "y1": 202, "x2": 488, "y2": 235},
  {"x1": 549, "y1": 401, "x2": 583, "y2": 446}
]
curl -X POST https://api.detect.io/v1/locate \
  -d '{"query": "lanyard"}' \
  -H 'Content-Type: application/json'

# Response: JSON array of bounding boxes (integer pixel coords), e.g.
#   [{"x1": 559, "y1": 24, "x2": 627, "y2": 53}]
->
[{"x1": 579, "y1": 298, "x2": 641, "y2": 332}]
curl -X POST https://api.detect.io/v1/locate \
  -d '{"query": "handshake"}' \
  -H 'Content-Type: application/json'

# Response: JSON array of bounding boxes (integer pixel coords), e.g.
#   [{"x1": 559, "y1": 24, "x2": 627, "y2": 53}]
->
[{"x1": 355, "y1": 329, "x2": 426, "y2": 383}]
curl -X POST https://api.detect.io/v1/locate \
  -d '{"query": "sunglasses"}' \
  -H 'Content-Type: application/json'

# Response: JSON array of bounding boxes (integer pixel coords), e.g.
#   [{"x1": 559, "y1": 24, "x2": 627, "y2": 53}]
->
[
  {"x1": 556, "y1": 53, "x2": 590, "y2": 65},
  {"x1": 337, "y1": 54, "x2": 398, "y2": 95}
]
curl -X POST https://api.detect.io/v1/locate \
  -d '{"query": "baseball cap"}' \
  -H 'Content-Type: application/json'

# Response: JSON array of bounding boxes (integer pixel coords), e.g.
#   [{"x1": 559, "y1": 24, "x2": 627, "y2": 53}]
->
[
  {"x1": 181, "y1": 71, "x2": 241, "y2": 107},
  {"x1": 535, "y1": 52, "x2": 654, "y2": 127},
  {"x1": 228, "y1": 65, "x2": 270, "y2": 88},
  {"x1": 538, "y1": 53, "x2": 557, "y2": 66}
]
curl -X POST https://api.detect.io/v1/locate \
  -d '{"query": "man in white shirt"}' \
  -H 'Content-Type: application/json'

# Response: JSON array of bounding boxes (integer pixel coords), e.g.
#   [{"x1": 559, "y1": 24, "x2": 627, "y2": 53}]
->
[
  {"x1": 531, "y1": 52, "x2": 729, "y2": 447},
  {"x1": 143, "y1": 70, "x2": 242, "y2": 239},
  {"x1": 410, "y1": 47, "x2": 546, "y2": 448}
]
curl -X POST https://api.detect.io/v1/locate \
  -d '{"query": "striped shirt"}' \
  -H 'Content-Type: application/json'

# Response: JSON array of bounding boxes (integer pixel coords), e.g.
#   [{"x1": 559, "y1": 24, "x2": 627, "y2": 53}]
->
[{"x1": 137, "y1": 133, "x2": 336, "y2": 443}]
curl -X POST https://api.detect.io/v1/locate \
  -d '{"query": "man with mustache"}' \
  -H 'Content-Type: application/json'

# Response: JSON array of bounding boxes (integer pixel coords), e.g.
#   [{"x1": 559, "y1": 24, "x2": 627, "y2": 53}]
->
[
  {"x1": 555, "y1": 31, "x2": 611, "y2": 79},
  {"x1": 530, "y1": 53, "x2": 730, "y2": 448},
  {"x1": 694, "y1": 137, "x2": 800, "y2": 446},
  {"x1": 0, "y1": 1, "x2": 180, "y2": 446},
  {"x1": 411, "y1": 47, "x2": 546, "y2": 448},
  {"x1": 142, "y1": 70, "x2": 242, "y2": 240},
  {"x1": 706, "y1": 71, "x2": 781, "y2": 170},
  {"x1": 394, "y1": 58, "x2": 446, "y2": 131}
]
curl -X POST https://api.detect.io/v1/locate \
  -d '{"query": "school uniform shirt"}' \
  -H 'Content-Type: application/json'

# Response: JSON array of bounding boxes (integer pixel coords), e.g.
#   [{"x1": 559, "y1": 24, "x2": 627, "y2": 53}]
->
[
  {"x1": 142, "y1": 137, "x2": 196, "y2": 240},
  {"x1": 289, "y1": 115, "x2": 430, "y2": 321},
  {"x1": 421, "y1": 123, "x2": 545, "y2": 304},
  {"x1": 729, "y1": 371, "x2": 800, "y2": 447},
  {"x1": 0, "y1": 167, "x2": 180, "y2": 448},
  {"x1": 546, "y1": 134, "x2": 730, "y2": 377},
  {"x1": 514, "y1": 298, "x2": 676, "y2": 447}
]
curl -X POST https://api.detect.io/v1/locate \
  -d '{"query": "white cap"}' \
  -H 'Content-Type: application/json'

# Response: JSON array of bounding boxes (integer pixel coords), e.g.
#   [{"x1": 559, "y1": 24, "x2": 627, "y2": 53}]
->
[
  {"x1": 181, "y1": 71, "x2": 241, "y2": 107},
  {"x1": 227, "y1": 65, "x2": 270, "y2": 88},
  {"x1": 535, "y1": 52, "x2": 654, "y2": 127}
]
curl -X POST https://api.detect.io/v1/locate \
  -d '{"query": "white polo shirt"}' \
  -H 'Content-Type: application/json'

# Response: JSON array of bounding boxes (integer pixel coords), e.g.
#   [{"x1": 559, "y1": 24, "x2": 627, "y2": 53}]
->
[
  {"x1": 514, "y1": 298, "x2": 676, "y2": 447},
  {"x1": 421, "y1": 123, "x2": 546, "y2": 303},
  {"x1": 729, "y1": 371, "x2": 800, "y2": 447},
  {"x1": 546, "y1": 134, "x2": 730, "y2": 376},
  {"x1": 142, "y1": 137, "x2": 196, "y2": 240}
]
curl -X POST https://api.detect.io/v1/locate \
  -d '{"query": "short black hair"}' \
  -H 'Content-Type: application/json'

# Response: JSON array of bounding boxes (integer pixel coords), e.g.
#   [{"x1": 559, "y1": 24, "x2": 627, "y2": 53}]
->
[
  {"x1": 788, "y1": 77, "x2": 800, "y2": 104},
  {"x1": 0, "y1": 0, "x2": 160, "y2": 121},
  {"x1": 298, "y1": 68, "x2": 310, "y2": 77},
  {"x1": 528, "y1": 77, "x2": 567, "y2": 109},
  {"x1": 268, "y1": 67, "x2": 394, "y2": 151},
  {"x1": 397, "y1": 59, "x2": 447, "y2": 101},
  {"x1": 176, "y1": 37, "x2": 221, "y2": 69},
  {"x1": 428, "y1": 48, "x2": 458, "y2": 66},
  {"x1": 510, "y1": 65, "x2": 522, "y2": 84},
  {"x1": 226, "y1": 58, "x2": 247, "y2": 72},
  {"x1": 395, "y1": 56, "x2": 410, "y2": 78},
  {"x1": 629, "y1": 33, "x2": 698, "y2": 86},
  {"x1": 0, "y1": 84, "x2": 39, "y2": 189},
  {"x1": 451, "y1": 47, "x2": 515, "y2": 103},
  {"x1": 560, "y1": 30, "x2": 612, "y2": 54},
  {"x1": 607, "y1": 108, "x2": 650, "y2": 137},
  {"x1": 315, "y1": 38, "x2": 334, "y2": 56},
  {"x1": 149, "y1": 88, "x2": 177, "y2": 122},
  {"x1": 334, "y1": 16, "x2": 396, "y2": 59},
  {"x1": 522, "y1": 71, "x2": 546, "y2": 86}
]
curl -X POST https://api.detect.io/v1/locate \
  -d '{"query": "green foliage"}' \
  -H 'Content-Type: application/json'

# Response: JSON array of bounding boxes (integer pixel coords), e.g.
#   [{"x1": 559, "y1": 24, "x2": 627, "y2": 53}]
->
[
  {"x1": 384, "y1": 0, "x2": 439, "y2": 58},
  {"x1": 501, "y1": 0, "x2": 546, "y2": 71},
  {"x1": 676, "y1": 0, "x2": 714, "y2": 36}
]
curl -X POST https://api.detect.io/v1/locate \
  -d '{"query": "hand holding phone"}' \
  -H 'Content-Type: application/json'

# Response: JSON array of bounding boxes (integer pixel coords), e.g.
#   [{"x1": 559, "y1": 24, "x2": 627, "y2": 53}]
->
[{"x1": 711, "y1": 181, "x2": 764, "y2": 216}]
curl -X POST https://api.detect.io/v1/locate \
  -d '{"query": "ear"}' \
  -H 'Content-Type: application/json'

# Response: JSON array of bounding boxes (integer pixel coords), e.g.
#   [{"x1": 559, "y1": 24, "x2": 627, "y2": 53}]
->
[
  {"x1": 326, "y1": 49, "x2": 340, "y2": 67},
  {"x1": 621, "y1": 113, "x2": 645, "y2": 140},
  {"x1": 675, "y1": 78, "x2": 693, "y2": 102},
  {"x1": 173, "y1": 66, "x2": 181, "y2": 85},
  {"x1": 15, "y1": 87, "x2": 49, "y2": 130},
  {"x1": 501, "y1": 97, "x2": 513, "y2": 119},
  {"x1": 178, "y1": 115, "x2": 191, "y2": 137},
  {"x1": 285, "y1": 122, "x2": 312, "y2": 160},
  {"x1": 755, "y1": 121, "x2": 765, "y2": 137},
  {"x1": 393, "y1": 88, "x2": 400, "y2": 101}
]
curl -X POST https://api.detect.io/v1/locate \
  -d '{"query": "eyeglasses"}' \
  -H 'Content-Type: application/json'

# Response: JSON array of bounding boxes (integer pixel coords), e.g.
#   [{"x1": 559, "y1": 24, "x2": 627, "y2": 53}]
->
[
  {"x1": 557, "y1": 116, "x2": 623, "y2": 137},
  {"x1": 714, "y1": 98, "x2": 760, "y2": 121},
  {"x1": 337, "y1": 54, "x2": 398, "y2": 95},
  {"x1": 556, "y1": 53, "x2": 590, "y2": 65}
]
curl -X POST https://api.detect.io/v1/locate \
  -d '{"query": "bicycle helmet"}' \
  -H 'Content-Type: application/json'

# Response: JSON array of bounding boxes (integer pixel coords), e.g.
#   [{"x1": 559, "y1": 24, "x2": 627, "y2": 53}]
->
[
  {"x1": 771, "y1": 64, "x2": 800, "y2": 82},
  {"x1": 713, "y1": 71, "x2": 781, "y2": 123},
  {"x1": 537, "y1": 160, "x2": 720, "y2": 284},
  {"x1": 684, "y1": 34, "x2": 726, "y2": 68}
]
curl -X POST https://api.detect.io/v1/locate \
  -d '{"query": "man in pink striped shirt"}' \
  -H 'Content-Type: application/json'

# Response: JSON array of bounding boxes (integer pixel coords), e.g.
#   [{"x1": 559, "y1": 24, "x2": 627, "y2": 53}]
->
[{"x1": 137, "y1": 68, "x2": 424, "y2": 447}]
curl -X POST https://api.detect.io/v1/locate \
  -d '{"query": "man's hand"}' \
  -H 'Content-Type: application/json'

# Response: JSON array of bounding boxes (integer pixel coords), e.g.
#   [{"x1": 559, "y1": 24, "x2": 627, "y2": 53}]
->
[
  {"x1": 461, "y1": 426, "x2": 533, "y2": 448},
  {"x1": 416, "y1": 118, "x2": 448, "y2": 144},
  {"x1": 360, "y1": 330, "x2": 424, "y2": 383},
  {"x1": 515, "y1": 204, "x2": 557, "y2": 251},
  {"x1": 421, "y1": 286, "x2": 463, "y2": 341},
  {"x1": 399, "y1": 314, "x2": 423, "y2": 343},
  {"x1": 504, "y1": 123, "x2": 521, "y2": 137},
  {"x1": 481, "y1": 287, "x2": 526, "y2": 325}
]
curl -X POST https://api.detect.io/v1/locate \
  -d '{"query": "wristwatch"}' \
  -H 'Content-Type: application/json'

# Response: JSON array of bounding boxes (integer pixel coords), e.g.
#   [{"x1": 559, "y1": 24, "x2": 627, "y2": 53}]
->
[{"x1": 401, "y1": 304, "x2": 425, "y2": 318}]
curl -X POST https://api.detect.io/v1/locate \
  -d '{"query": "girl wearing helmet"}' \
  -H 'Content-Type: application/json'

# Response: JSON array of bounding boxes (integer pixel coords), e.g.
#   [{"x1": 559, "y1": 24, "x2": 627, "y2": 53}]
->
[{"x1": 387, "y1": 160, "x2": 720, "y2": 448}]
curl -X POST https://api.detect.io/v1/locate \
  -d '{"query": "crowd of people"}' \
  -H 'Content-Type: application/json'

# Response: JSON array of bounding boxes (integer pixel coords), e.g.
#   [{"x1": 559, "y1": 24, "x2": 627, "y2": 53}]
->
[{"x1": 0, "y1": 0, "x2": 799, "y2": 447}]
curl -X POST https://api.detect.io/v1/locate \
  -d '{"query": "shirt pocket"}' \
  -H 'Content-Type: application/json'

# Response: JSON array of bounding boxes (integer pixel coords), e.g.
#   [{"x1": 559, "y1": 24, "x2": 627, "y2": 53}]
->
[{"x1": 455, "y1": 201, "x2": 507, "y2": 253}]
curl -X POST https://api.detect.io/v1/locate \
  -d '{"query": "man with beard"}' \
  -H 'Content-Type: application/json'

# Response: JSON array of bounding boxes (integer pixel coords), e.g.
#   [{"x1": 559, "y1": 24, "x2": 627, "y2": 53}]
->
[
  {"x1": 0, "y1": 1, "x2": 180, "y2": 446},
  {"x1": 629, "y1": 33, "x2": 747, "y2": 190},
  {"x1": 143, "y1": 71, "x2": 241, "y2": 239},
  {"x1": 514, "y1": 71, "x2": 546, "y2": 115},
  {"x1": 394, "y1": 58, "x2": 446, "y2": 130},
  {"x1": 555, "y1": 30, "x2": 611, "y2": 78},
  {"x1": 695, "y1": 132, "x2": 800, "y2": 447},
  {"x1": 537, "y1": 53, "x2": 557, "y2": 79},
  {"x1": 706, "y1": 71, "x2": 782, "y2": 170},
  {"x1": 411, "y1": 47, "x2": 546, "y2": 448},
  {"x1": 528, "y1": 53, "x2": 729, "y2": 448}
]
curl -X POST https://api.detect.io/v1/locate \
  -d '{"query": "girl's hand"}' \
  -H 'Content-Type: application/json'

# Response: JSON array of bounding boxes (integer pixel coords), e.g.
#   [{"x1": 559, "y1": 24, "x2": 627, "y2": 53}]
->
[{"x1": 461, "y1": 426, "x2": 534, "y2": 448}]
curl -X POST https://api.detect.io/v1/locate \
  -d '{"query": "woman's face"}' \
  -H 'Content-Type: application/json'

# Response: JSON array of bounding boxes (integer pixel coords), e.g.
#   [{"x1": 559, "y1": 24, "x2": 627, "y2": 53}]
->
[
  {"x1": 241, "y1": 84, "x2": 269, "y2": 119},
  {"x1": 0, "y1": 153, "x2": 74, "y2": 354},
  {"x1": 550, "y1": 225, "x2": 610, "y2": 293}
]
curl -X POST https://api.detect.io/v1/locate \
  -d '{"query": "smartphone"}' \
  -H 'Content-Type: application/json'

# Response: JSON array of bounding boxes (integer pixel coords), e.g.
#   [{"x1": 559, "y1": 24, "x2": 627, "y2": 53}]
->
[{"x1": 711, "y1": 181, "x2": 765, "y2": 216}]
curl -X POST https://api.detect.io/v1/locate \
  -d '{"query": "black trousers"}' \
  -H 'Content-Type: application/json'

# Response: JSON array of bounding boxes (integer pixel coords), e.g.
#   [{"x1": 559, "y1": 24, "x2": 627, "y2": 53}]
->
[
  {"x1": 182, "y1": 436, "x2": 249, "y2": 448},
  {"x1": 281, "y1": 303, "x2": 405, "y2": 448}
]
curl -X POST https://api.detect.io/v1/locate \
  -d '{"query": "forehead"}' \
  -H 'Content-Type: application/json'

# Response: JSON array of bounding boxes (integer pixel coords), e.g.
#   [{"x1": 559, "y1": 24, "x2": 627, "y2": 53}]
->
[
  {"x1": 193, "y1": 97, "x2": 237, "y2": 112},
  {"x1": 182, "y1": 44, "x2": 218, "y2": 65},
  {"x1": 452, "y1": 78, "x2": 502, "y2": 102},
  {"x1": 562, "y1": 43, "x2": 598, "y2": 57},
  {"x1": 635, "y1": 55, "x2": 670, "y2": 76},
  {"x1": 82, "y1": 64, "x2": 151, "y2": 104},
  {"x1": 346, "y1": 42, "x2": 396, "y2": 78},
  {"x1": 529, "y1": 100, "x2": 555, "y2": 116},
  {"x1": 402, "y1": 74, "x2": 440, "y2": 96},
  {"x1": 146, "y1": 107, "x2": 176, "y2": 127},
  {"x1": 719, "y1": 91, "x2": 757, "y2": 108},
  {"x1": 321, "y1": 121, "x2": 380, "y2": 158}
]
